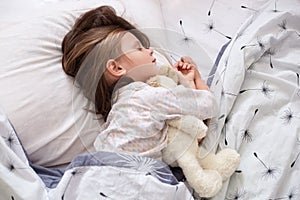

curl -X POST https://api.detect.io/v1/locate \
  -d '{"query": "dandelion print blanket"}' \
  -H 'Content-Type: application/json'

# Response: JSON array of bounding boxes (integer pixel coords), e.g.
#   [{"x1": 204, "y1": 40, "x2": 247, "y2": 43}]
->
[
  {"x1": 206, "y1": 0, "x2": 300, "y2": 199},
  {"x1": 0, "y1": 106, "x2": 192, "y2": 200}
]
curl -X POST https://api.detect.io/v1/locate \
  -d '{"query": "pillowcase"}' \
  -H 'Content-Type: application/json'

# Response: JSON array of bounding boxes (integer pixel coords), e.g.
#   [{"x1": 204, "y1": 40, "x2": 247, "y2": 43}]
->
[{"x1": 0, "y1": 0, "x2": 165, "y2": 167}]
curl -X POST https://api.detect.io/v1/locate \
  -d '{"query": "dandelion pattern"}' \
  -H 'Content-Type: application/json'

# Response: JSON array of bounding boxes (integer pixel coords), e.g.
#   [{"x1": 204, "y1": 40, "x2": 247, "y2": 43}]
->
[
  {"x1": 269, "y1": 187, "x2": 299, "y2": 200},
  {"x1": 262, "y1": 48, "x2": 276, "y2": 68},
  {"x1": 204, "y1": 20, "x2": 232, "y2": 40},
  {"x1": 241, "y1": 129, "x2": 252, "y2": 143},
  {"x1": 2, "y1": 130, "x2": 19, "y2": 149},
  {"x1": 291, "y1": 152, "x2": 300, "y2": 168},
  {"x1": 226, "y1": 188, "x2": 247, "y2": 200},
  {"x1": 219, "y1": 114, "x2": 231, "y2": 146},
  {"x1": 2, "y1": 155, "x2": 28, "y2": 173},
  {"x1": 240, "y1": 80, "x2": 274, "y2": 98},
  {"x1": 178, "y1": 20, "x2": 194, "y2": 45},
  {"x1": 115, "y1": 153, "x2": 176, "y2": 184},
  {"x1": 278, "y1": 19, "x2": 287, "y2": 31},
  {"x1": 272, "y1": 0, "x2": 280, "y2": 13},
  {"x1": 241, "y1": 109, "x2": 258, "y2": 143},
  {"x1": 208, "y1": 1, "x2": 300, "y2": 199},
  {"x1": 241, "y1": 5, "x2": 259, "y2": 12},
  {"x1": 240, "y1": 37, "x2": 265, "y2": 51},
  {"x1": 291, "y1": 138, "x2": 300, "y2": 168},
  {"x1": 254, "y1": 152, "x2": 280, "y2": 180},
  {"x1": 61, "y1": 168, "x2": 84, "y2": 199},
  {"x1": 207, "y1": 0, "x2": 216, "y2": 16},
  {"x1": 280, "y1": 108, "x2": 300, "y2": 125}
]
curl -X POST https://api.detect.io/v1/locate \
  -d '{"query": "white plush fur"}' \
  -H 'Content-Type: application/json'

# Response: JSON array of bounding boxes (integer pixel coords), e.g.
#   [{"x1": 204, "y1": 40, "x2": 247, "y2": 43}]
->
[{"x1": 146, "y1": 65, "x2": 240, "y2": 198}]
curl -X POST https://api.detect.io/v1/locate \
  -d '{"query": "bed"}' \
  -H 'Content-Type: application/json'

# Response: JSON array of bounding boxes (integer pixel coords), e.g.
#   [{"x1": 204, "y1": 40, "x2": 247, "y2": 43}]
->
[{"x1": 1, "y1": 0, "x2": 299, "y2": 199}]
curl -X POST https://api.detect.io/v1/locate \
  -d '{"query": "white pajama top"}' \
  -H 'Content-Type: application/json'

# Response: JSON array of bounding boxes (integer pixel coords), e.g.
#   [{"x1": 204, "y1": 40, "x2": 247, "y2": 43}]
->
[{"x1": 94, "y1": 81, "x2": 215, "y2": 159}]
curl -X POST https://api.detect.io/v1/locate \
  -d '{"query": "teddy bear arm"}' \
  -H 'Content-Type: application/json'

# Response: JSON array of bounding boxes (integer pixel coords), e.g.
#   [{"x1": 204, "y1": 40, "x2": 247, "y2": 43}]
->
[
  {"x1": 197, "y1": 147, "x2": 240, "y2": 181},
  {"x1": 167, "y1": 116, "x2": 207, "y2": 139},
  {"x1": 176, "y1": 150, "x2": 222, "y2": 198}
]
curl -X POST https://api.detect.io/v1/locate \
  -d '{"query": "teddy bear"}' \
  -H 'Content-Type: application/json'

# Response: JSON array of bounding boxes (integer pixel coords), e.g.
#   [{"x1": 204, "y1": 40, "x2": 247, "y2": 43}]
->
[{"x1": 146, "y1": 65, "x2": 240, "y2": 198}]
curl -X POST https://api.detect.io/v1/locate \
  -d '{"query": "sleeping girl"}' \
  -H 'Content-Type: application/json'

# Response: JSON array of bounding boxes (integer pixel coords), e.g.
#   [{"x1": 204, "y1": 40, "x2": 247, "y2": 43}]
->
[{"x1": 61, "y1": 5, "x2": 215, "y2": 160}]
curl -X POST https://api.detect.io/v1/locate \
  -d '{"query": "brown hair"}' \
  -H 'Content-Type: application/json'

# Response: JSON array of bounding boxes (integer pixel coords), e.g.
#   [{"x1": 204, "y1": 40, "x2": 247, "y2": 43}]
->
[{"x1": 61, "y1": 6, "x2": 149, "y2": 121}]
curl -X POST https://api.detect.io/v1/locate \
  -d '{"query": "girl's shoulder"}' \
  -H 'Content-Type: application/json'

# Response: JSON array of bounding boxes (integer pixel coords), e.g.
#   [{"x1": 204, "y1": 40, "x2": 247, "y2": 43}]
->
[
  {"x1": 118, "y1": 81, "x2": 149, "y2": 92},
  {"x1": 117, "y1": 81, "x2": 169, "y2": 100}
]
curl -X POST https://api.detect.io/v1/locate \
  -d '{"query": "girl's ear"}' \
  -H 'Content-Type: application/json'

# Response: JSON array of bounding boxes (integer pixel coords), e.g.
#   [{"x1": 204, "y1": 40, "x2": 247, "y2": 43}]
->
[{"x1": 106, "y1": 59, "x2": 126, "y2": 77}]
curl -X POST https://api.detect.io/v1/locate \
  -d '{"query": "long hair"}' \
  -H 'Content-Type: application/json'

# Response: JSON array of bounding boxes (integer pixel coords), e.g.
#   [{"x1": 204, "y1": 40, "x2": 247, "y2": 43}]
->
[{"x1": 61, "y1": 6, "x2": 149, "y2": 121}]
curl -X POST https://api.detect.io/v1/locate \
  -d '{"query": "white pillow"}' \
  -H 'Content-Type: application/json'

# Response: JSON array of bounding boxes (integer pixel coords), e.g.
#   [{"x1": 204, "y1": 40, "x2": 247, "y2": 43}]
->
[{"x1": 0, "y1": 0, "x2": 165, "y2": 167}]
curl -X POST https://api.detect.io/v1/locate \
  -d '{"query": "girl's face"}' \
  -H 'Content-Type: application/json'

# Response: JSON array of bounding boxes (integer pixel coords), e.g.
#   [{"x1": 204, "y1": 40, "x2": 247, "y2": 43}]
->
[{"x1": 118, "y1": 32, "x2": 156, "y2": 70}]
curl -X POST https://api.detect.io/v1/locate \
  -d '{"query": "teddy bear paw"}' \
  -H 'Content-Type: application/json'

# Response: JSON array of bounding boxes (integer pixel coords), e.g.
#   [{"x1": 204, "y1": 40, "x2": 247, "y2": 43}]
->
[
  {"x1": 215, "y1": 148, "x2": 240, "y2": 180},
  {"x1": 192, "y1": 170, "x2": 222, "y2": 198}
]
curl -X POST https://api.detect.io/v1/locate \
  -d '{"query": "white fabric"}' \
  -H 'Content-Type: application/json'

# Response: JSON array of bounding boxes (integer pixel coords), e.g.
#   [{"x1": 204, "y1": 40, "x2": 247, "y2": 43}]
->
[
  {"x1": 160, "y1": 0, "x2": 270, "y2": 62},
  {"x1": 0, "y1": 113, "x2": 194, "y2": 200},
  {"x1": 48, "y1": 166, "x2": 192, "y2": 200},
  {"x1": 207, "y1": 0, "x2": 300, "y2": 199},
  {"x1": 94, "y1": 81, "x2": 215, "y2": 159},
  {"x1": 0, "y1": 107, "x2": 48, "y2": 200},
  {"x1": 0, "y1": 107, "x2": 28, "y2": 165}
]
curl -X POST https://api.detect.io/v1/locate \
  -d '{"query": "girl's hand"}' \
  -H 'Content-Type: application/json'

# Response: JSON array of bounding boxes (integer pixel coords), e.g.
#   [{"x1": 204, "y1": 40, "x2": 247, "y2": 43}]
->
[{"x1": 173, "y1": 56, "x2": 209, "y2": 90}]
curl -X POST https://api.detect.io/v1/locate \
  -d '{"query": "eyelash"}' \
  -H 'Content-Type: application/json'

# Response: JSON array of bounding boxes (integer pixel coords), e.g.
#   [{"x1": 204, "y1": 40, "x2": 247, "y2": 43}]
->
[{"x1": 137, "y1": 47, "x2": 143, "y2": 51}]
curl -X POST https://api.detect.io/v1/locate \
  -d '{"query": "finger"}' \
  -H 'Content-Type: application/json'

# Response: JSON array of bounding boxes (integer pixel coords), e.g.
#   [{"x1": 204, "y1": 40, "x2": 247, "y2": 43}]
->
[
  {"x1": 172, "y1": 62, "x2": 179, "y2": 70},
  {"x1": 181, "y1": 56, "x2": 192, "y2": 63},
  {"x1": 179, "y1": 61, "x2": 184, "y2": 67},
  {"x1": 183, "y1": 63, "x2": 189, "y2": 69},
  {"x1": 180, "y1": 57, "x2": 185, "y2": 62},
  {"x1": 175, "y1": 62, "x2": 184, "y2": 71}
]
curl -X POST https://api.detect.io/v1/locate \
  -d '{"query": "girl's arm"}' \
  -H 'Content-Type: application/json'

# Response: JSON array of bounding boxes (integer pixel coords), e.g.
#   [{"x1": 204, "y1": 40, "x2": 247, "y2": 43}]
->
[
  {"x1": 140, "y1": 84, "x2": 216, "y2": 121},
  {"x1": 173, "y1": 56, "x2": 209, "y2": 90}
]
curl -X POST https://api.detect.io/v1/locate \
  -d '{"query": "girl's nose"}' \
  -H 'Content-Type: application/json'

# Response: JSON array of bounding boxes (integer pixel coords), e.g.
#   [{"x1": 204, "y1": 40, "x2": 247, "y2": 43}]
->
[{"x1": 149, "y1": 48, "x2": 154, "y2": 56}]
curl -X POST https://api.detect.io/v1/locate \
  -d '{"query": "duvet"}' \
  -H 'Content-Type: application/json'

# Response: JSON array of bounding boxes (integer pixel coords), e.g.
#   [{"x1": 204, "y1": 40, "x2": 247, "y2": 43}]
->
[
  {"x1": 0, "y1": 108, "x2": 193, "y2": 200},
  {"x1": 207, "y1": 0, "x2": 300, "y2": 199}
]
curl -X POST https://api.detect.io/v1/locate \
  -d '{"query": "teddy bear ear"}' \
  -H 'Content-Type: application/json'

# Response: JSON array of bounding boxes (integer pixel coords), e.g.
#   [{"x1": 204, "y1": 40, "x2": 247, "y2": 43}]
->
[
  {"x1": 159, "y1": 65, "x2": 180, "y2": 84},
  {"x1": 168, "y1": 70, "x2": 179, "y2": 84},
  {"x1": 159, "y1": 65, "x2": 170, "y2": 75},
  {"x1": 146, "y1": 76, "x2": 160, "y2": 87}
]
